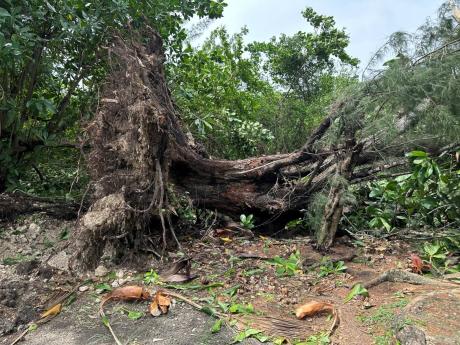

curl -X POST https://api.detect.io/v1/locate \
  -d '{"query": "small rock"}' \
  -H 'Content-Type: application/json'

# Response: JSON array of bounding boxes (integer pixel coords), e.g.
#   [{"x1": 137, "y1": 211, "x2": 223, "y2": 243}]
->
[
  {"x1": 396, "y1": 325, "x2": 426, "y2": 345},
  {"x1": 116, "y1": 270, "x2": 124, "y2": 279},
  {"x1": 95, "y1": 265, "x2": 108, "y2": 277},
  {"x1": 79, "y1": 286, "x2": 89, "y2": 292},
  {"x1": 362, "y1": 301, "x2": 374, "y2": 309},
  {"x1": 29, "y1": 223, "x2": 40, "y2": 234},
  {"x1": 47, "y1": 251, "x2": 70, "y2": 271},
  {"x1": 111, "y1": 280, "x2": 120, "y2": 288}
]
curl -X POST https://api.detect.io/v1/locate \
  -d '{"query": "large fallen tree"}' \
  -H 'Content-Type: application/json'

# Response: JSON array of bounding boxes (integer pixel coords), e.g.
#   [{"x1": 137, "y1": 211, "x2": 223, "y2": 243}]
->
[
  {"x1": 2, "y1": 27, "x2": 457, "y2": 271},
  {"x1": 66, "y1": 31, "x2": 366, "y2": 270}
]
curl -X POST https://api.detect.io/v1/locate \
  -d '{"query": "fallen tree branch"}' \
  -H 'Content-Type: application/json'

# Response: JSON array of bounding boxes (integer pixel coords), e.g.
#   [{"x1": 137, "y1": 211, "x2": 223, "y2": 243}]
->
[
  {"x1": 361, "y1": 269, "x2": 459, "y2": 289},
  {"x1": 0, "y1": 192, "x2": 83, "y2": 220}
]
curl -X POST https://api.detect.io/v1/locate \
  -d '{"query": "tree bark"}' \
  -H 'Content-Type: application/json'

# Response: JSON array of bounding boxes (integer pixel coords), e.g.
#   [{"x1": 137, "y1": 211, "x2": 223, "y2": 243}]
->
[{"x1": 316, "y1": 141, "x2": 363, "y2": 250}]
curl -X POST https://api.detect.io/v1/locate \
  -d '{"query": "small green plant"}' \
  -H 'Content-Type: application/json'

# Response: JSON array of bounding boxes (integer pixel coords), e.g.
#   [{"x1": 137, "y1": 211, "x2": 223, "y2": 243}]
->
[
  {"x1": 232, "y1": 327, "x2": 269, "y2": 343},
  {"x1": 59, "y1": 228, "x2": 70, "y2": 240},
  {"x1": 345, "y1": 284, "x2": 369, "y2": 303},
  {"x1": 268, "y1": 250, "x2": 302, "y2": 277},
  {"x1": 285, "y1": 218, "x2": 304, "y2": 230},
  {"x1": 240, "y1": 214, "x2": 255, "y2": 229},
  {"x1": 292, "y1": 332, "x2": 330, "y2": 345},
  {"x1": 242, "y1": 268, "x2": 265, "y2": 277},
  {"x1": 228, "y1": 302, "x2": 254, "y2": 314},
  {"x1": 143, "y1": 269, "x2": 160, "y2": 284},
  {"x1": 358, "y1": 299, "x2": 409, "y2": 327},
  {"x1": 95, "y1": 283, "x2": 112, "y2": 293},
  {"x1": 420, "y1": 240, "x2": 460, "y2": 275},
  {"x1": 2, "y1": 254, "x2": 27, "y2": 265},
  {"x1": 318, "y1": 259, "x2": 347, "y2": 277},
  {"x1": 119, "y1": 307, "x2": 144, "y2": 320},
  {"x1": 222, "y1": 285, "x2": 240, "y2": 297},
  {"x1": 211, "y1": 319, "x2": 223, "y2": 333},
  {"x1": 43, "y1": 238, "x2": 55, "y2": 248}
]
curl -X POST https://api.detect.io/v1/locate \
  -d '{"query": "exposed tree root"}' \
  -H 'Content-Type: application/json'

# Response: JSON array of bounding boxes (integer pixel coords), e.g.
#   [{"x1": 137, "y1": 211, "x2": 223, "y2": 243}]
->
[{"x1": 362, "y1": 269, "x2": 460, "y2": 289}]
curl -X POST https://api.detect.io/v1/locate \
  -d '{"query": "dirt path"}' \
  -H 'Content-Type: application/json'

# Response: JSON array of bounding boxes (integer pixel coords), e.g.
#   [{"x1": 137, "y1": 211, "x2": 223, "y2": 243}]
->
[
  {"x1": 1, "y1": 214, "x2": 460, "y2": 345},
  {"x1": 1, "y1": 294, "x2": 260, "y2": 345}
]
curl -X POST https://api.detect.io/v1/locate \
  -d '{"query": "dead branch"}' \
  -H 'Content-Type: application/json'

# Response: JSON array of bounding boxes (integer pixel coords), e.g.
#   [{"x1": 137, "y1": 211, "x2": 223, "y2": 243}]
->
[{"x1": 361, "y1": 269, "x2": 459, "y2": 289}]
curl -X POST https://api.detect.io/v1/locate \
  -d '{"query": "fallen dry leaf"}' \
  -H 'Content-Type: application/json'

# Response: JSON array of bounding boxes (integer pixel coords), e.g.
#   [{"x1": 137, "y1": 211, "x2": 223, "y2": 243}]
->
[
  {"x1": 160, "y1": 258, "x2": 197, "y2": 283},
  {"x1": 161, "y1": 258, "x2": 190, "y2": 277},
  {"x1": 214, "y1": 228, "x2": 235, "y2": 238},
  {"x1": 149, "y1": 291, "x2": 171, "y2": 317},
  {"x1": 163, "y1": 273, "x2": 197, "y2": 283},
  {"x1": 40, "y1": 303, "x2": 62, "y2": 318},
  {"x1": 410, "y1": 254, "x2": 431, "y2": 274},
  {"x1": 295, "y1": 300, "x2": 334, "y2": 319}
]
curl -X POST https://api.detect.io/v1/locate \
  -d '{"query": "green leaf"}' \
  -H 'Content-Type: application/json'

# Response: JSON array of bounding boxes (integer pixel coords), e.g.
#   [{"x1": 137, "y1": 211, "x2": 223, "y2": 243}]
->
[
  {"x1": 0, "y1": 7, "x2": 10, "y2": 17},
  {"x1": 229, "y1": 303, "x2": 254, "y2": 314},
  {"x1": 101, "y1": 315, "x2": 110, "y2": 327},
  {"x1": 127, "y1": 310, "x2": 144, "y2": 320},
  {"x1": 345, "y1": 284, "x2": 369, "y2": 303},
  {"x1": 28, "y1": 323, "x2": 38, "y2": 332},
  {"x1": 201, "y1": 306, "x2": 218, "y2": 316},
  {"x1": 217, "y1": 300, "x2": 229, "y2": 312},
  {"x1": 255, "y1": 333, "x2": 270, "y2": 342},
  {"x1": 406, "y1": 151, "x2": 428, "y2": 158},
  {"x1": 95, "y1": 283, "x2": 112, "y2": 292},
  {"x1": 245, "y1": 328, "x2": 261, "y2": 337},
  {"x1": 211, "y1": 319, "x2": 222, "y2": 333},
  {"x1": 380, "y1": 217, "x2": 392, "y2": 232},
  {"x1": 223, "y1": 284, "x2": 240, "y2": 297}
]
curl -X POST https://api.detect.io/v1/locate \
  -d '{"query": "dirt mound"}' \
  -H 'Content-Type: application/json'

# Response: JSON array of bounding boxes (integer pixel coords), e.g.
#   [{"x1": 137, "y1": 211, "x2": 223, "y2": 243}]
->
[{"x1": 395, "y1": 288, "x2": 460, "y2": 345}]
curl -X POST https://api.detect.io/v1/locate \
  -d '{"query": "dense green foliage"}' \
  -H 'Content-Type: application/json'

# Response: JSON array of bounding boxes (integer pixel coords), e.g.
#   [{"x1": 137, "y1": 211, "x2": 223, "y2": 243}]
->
[
  {"x1": 348, "y1": 151, "x2": 460, "y2": 233},
  {"x1": 170, "y1": 8, "x2": 358, "y2": 158},
  {"x1": 0, "y1": 0, "x2": 226, "y2": 193}
]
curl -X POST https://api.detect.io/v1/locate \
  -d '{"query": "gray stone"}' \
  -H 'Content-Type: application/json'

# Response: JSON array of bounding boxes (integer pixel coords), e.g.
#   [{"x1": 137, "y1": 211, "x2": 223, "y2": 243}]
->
[
  {"x1": 47, "y1": 251, "x2": 70, "y2": 271},
  {"x1": 94, "y1": 265, "x2": 108, "y2": 277}
]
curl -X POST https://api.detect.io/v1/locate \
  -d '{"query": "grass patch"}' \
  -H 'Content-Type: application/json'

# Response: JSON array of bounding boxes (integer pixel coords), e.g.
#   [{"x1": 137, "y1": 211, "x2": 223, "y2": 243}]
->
[
  {"x1": 358, "y1": 298, "x2": 410, "y2": 345},
  {"x1": 2, "y1": 254, "x2": 28, "y2": 265}
]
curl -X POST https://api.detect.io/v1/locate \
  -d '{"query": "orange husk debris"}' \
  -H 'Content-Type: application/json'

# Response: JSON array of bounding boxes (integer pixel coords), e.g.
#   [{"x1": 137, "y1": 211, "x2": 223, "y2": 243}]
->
[
  {"x1": 100, "y1": 285, "x2": 151, "y2": 313},
  {"x1": 40, "y1": 303, "x2": 62, "y2": 318},
  {"x1": 149, "y1": 290, "x2": 171, "y2": 317},
  {"x1": 295, "y1": 301, "x2": 334, "y2": 319},
  {"x1": 295, "y1": 300, "x2": 340, "y2": 336}
]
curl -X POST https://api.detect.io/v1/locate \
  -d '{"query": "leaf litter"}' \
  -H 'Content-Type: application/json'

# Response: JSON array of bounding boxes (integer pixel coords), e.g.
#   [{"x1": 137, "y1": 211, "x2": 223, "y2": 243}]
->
[{"x1": 6, "y1": 231, "x2": 455, "y2": 345}]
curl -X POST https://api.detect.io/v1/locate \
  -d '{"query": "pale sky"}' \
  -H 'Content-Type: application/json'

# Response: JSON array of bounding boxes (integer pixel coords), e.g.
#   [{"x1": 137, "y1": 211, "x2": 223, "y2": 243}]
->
[{"x1": 198, "y1": 0, "x2": 446, "y2": 67}]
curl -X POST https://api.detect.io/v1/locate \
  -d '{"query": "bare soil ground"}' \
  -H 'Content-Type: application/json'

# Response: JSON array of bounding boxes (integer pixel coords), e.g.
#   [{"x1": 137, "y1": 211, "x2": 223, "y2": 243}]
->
[{"x1": 1, "y1": 214, "x2": 459, "y2": 345}]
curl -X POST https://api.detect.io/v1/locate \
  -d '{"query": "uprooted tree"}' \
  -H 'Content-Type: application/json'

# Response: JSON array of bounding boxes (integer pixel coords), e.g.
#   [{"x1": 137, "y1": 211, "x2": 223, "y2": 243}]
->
[{"x1": 65, "y1": 23, "x2": 459, "y2": 271}]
